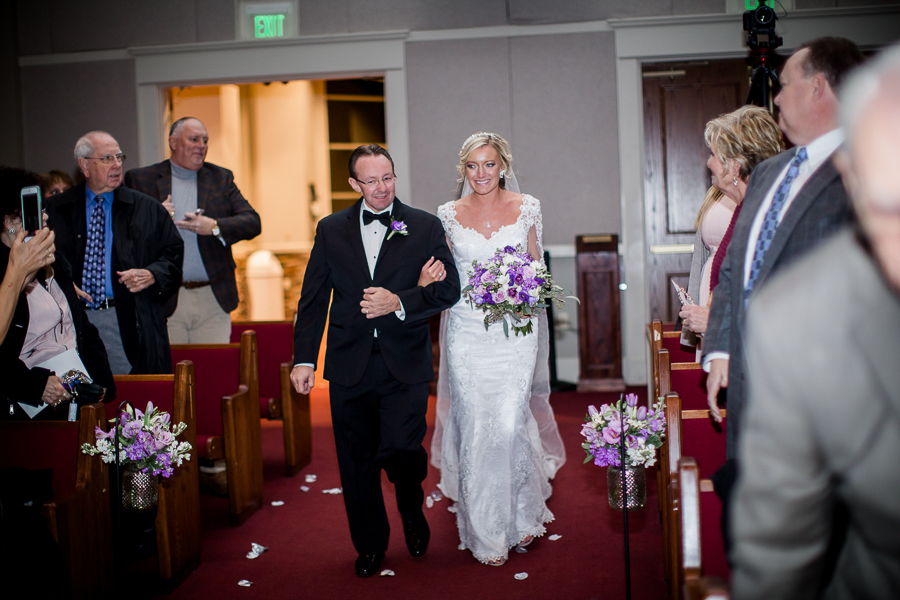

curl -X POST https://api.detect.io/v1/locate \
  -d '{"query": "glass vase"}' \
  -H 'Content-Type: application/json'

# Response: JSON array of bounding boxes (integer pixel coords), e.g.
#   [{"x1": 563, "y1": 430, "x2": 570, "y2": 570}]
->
[
  {"x1": 122, "y1": 464, "x2": 159, "y2": 512},
  {"x1": 607, "y1": 464, "x2": 647, "y2": 511}
]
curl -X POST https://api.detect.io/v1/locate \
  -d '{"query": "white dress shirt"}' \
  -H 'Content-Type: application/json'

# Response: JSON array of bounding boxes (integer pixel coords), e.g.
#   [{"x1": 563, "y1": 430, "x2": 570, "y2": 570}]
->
[{"x1": 703, "y1": 128, "x2": 844, "y2": 371}]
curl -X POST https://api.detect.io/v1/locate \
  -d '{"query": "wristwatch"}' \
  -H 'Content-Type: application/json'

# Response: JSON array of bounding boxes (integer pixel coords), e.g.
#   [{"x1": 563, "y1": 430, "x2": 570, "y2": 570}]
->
[{"x1": 211, "y1": 220, "x2": 220, "y2": 237}]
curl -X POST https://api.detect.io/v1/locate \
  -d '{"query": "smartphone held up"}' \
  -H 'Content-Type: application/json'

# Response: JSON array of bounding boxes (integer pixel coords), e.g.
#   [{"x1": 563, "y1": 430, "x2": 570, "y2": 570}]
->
[{"x1": 20, "y1": 185, "x2": 43, "y2": 241}]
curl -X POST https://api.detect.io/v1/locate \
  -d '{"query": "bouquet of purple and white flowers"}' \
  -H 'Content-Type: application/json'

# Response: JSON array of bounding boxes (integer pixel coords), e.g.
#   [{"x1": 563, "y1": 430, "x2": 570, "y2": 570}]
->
[
  {"x1": 580, "y1": 393, "x2": 666, "y2": 468},
  {"x1": 462, "y1": 244, "x2": 578, "y2": 337},
  {"x1": 81, "y1": 402, "x2": 193, "y2": 478}
]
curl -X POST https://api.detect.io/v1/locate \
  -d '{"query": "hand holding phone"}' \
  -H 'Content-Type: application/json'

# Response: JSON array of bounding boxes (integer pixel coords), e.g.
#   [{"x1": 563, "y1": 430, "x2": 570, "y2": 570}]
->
[{"x1": 20, "y1": 186, "x2": 43, "y2": 240}]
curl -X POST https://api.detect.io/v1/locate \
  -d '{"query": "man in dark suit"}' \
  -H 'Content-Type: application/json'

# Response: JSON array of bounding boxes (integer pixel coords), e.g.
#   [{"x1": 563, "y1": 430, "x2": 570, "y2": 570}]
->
[
  {"x1": 291, "y1": 145, "x2": 459, "y2": 577},
  {"x1": 45, "y1": 131, "x2": 183, "y2": 374},
  {"x1": 703, "y1": 38, "x2": 864, "y2": 457},
  {"x1": 733, "y1": 45, "x2": 900, "y2": 599},
  {"x1": 124, "y1": 117, "x2": 261, "y2": 343}
]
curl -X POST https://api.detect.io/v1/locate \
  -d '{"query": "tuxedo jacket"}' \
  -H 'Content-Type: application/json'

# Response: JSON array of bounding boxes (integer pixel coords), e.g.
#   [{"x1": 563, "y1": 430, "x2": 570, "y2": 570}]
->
[
  {"x1": 293, "y1": 198, "x2": 460, "y2": 388},
  {"x1": 0, "y1": 245, "x2": 115, "y2": 409},
  {"x1": 734, "y1": 229, "x2": 900, "y2": 599},
  {"x1": 44, "y1": 183, "x2": 184, "y2": 374},
  {"x1": 124, "y1": 160, "x2": 261, "y2": 314},
  {"x1": 703, "y1": 148, "x2": 854, "y2": 456}
]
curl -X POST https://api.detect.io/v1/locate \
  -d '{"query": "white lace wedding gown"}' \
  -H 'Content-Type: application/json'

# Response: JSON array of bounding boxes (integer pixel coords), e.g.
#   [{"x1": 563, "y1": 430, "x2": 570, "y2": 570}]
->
[{"x1": 432, "y1": 195, "x2": 565, "y2": 565}]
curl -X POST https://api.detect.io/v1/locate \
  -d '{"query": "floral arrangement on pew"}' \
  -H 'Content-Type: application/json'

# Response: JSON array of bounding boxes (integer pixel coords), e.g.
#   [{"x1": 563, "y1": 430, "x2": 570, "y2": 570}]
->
[
  {"x1": 580, "y1": 393, "x2": 666, "y2": 468},
  {"x1": 462, "y1": 244, "x2": 578, "y2": 337},
  {"x1": 81, "y1": 402, "x2": 193, "y2": 478}
]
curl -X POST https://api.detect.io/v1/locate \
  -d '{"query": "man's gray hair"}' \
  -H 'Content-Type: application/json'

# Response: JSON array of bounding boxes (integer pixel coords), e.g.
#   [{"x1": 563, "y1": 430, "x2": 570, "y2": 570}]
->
[
  {"x1": 841, "y1": 43, "x2": 900, "y2": 151},
  {"x1": 73, "y1": 131, "x2": 113, "y2": 161}
]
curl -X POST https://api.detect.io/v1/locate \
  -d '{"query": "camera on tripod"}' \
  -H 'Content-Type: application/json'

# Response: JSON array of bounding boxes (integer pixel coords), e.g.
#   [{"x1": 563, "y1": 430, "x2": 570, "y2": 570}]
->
[{"x1": 743, "y1": 3, "x2": 783, "y2": 51}]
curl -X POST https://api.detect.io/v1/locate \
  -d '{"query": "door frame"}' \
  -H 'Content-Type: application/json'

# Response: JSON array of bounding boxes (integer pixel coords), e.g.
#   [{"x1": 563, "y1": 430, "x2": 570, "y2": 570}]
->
[
  {"x1": 610, "y1": 6, "x2": 900, "y2": 385},
  {"x1": 130, "y1": 31, "x2": 412, "y2": 205}
]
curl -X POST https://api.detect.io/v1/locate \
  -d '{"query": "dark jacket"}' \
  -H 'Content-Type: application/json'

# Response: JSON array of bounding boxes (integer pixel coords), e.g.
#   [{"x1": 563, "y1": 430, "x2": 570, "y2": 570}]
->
[
  {"x1": 124, "y1": 160, "x2": 261, "y2": 315},
  {"x1": 0, "y1": 245, "x2": 115, "y2": 408},
  {"x1": 45, "y1": 183, "x2": 184, "y2": 374},
  {"x1": 293, "y1": 198, "x2": 460, "y2": 387}
]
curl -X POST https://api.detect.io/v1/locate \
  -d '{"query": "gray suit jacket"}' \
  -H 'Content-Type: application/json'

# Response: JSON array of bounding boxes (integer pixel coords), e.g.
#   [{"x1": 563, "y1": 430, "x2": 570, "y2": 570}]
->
[
  {"x1": 733, "y1": 229, "x2": 900, "y2": 599},
  {"x1": 703, "y1": 148, "x2": 854, "y2": 456}
]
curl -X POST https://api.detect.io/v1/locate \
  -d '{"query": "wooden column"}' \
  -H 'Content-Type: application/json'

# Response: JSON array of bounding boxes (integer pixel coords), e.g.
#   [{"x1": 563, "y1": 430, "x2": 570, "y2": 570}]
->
[{"x1": 576, "y1": 234, "x2": 625, "y2": 391}]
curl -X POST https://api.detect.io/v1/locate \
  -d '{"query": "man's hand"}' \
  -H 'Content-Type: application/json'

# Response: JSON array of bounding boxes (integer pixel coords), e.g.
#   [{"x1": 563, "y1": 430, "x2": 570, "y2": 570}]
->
[
  {"x1": 361, "y1": 287, "x2": 401, "y2": 318},
  {"x1": 706, "y1": 358, "x2": 729, "y2": 423},
  {"x1": 290, "y1": 365, "x2": 315, "y2": 394},
  {"x1": 679, "y1": 304, "x2": 710, "y2": 335},
  {"x1": 163, "y1": 194, "x2": 176, "y2": 219},
  {"x1": 417, "y1": 256, "x2": 447, "y2": 287},
  {"x1": 73, "y1": 283, "x2": 93, "y2": 304},
  {"x1": 117, "y1": 269, "x2": 155, "y2": 293},
  {"x1": 175, "y1": 211, "x2": 216, "y2": 236}
]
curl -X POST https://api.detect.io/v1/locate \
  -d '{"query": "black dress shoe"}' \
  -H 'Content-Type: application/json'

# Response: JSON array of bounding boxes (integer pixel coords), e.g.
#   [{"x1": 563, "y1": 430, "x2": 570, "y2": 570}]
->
[
  {"x1": 355, "y1": 552, "x2": 384, "y2": 578},
  {"x1": 403, "y1": 516, "x2": 430, "y2": 557}
]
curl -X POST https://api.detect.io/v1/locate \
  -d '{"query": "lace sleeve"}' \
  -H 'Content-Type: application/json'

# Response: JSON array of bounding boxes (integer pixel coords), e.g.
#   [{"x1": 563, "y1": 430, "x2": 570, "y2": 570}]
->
[
  {"x1": 522, "y1": 196, "x2": 544, "y2": 265},
  {"x1": 437, "y1": 201, "x2": 456, "y2": 232}
]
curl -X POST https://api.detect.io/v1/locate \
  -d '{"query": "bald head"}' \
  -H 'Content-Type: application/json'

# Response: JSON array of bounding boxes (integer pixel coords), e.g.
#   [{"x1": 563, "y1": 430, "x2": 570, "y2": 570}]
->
[
  {"x1": 169, "y1": 117, "x2": 208, "y2": 171},
  {"x1": 75, "y1": 131, "x2": 124, "y2": 195}
]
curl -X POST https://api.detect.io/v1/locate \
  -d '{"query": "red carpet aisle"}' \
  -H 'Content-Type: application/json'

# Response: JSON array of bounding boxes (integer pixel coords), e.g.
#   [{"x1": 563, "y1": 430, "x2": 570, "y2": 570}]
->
[{"x1": 158, "y1": 387, "x2": 666, "y2": 600}]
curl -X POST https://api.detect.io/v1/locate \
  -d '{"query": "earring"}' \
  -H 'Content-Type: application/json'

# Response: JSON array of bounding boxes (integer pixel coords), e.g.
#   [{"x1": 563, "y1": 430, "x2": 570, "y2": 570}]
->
[
  {"x1": 7, "y1": 228, "x2": 14, "y2": 235},
  {"x1": 500, "y1": 170, "x2": 506, "y2": 179},
  {"x1": 733, "y1": 177, "x2": 739, "y2": 187}
]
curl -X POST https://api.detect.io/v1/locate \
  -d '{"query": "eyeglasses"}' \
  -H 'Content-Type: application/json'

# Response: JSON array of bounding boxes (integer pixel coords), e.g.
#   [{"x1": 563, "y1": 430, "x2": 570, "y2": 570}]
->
[
  {"x1": 85, "y1": 153, "x2": 126, "y2": 165},
  {"x1": 353, "y1": 175, "x2": 396, "y2": 188}
]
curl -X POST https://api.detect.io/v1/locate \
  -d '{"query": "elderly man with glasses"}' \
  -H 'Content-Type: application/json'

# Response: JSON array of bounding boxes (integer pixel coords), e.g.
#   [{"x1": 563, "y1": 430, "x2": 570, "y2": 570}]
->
[{"x1": 45, "y1": 130, "x2": 183, "y2": 374}]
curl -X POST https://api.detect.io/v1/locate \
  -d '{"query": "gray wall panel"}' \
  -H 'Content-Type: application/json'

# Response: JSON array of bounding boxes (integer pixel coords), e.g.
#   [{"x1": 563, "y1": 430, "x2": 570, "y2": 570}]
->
[
  {"x1": 673, "y1": 0, "x2": 725, "y2": 14},
  {"x1": 406, "y1": 37, "x2": 512, "y2": 215},
  {"x1": 510, "y1": 0, "x2": 672, "y2": 23},
  {"x1": 509, "y1": 32, "x2": 620, "y2": 244},
  {"x1": 16, "y1": 0, "x2": 52, "y2": 56},
  {"x1": 47, "y1": 0, "x2": 197, "y2": 53},
  {"x1": 401, "y1": 0, "x2": 508, "y2": 31},
  {"x1": 196, "y1": 0, "x2": 236, "y2": 43},
  {"x1": 20, "y1": 60, "x2": 138, "y2": 175},
  {"x1": 298, "y1": 0, "x2": 350, "y2": 35}
]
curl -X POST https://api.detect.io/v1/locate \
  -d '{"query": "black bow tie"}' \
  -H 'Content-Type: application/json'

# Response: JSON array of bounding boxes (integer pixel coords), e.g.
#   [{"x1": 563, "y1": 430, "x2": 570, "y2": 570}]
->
[{"x1": 362, "y1": 210, "x2": 392, "y2": 227}]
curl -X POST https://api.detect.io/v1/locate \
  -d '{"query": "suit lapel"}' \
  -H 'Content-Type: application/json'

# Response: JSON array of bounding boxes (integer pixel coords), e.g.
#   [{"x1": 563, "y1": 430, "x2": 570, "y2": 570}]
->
[
  {"x1": 374, "y1": 199, "x2": 404, "y2": 275},
  {"x1": 346, "y1": 199, "x2": 372, "y2": 284},
  {"x1": 157, "y1": 160, "x2": 172, "y2": 202},
  {"x1": 750, "y1": 156, "x2": 840, "y2": 292},
  {"x1": 850, "y1": 241, "x2": 900, "y2": 414},
  {"x1": 197, "y1": 164, "x2": 210, "y2": 211}
]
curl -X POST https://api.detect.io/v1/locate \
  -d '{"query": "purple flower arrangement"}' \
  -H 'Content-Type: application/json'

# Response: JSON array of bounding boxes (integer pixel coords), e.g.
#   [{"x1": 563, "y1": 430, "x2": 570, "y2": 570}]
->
[
  {"x1": 580, "y1": 393, "x2": 666, "y2": 468},
  {"x1": 81, "y1": 402, "x2": 192, "y2": 478},
  {"x1": 462, "y1": 244, "x2": 578, "y2": 337}
]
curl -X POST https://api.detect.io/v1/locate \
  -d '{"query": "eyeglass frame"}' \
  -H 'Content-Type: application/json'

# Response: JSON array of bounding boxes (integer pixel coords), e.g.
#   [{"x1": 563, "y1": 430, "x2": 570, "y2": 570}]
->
[
  {"x1": 84, "y1": 153, "x2": 127, "y2": 165},
  {"x1": 352, "y1": 175, "x2": 397, "y2": 188}
]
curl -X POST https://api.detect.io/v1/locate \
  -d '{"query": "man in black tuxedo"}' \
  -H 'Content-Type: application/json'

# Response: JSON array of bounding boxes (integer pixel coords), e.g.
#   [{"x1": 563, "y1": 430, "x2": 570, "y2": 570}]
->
[{"x1": 291, "y1": 145, "x2": 459, "y2": 577}]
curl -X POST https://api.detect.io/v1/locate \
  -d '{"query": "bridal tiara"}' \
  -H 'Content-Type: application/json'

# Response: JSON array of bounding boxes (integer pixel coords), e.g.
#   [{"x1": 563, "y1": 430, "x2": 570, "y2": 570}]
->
[{"x1": 459, "y1": 132, "x2": 497, "y2": 155}]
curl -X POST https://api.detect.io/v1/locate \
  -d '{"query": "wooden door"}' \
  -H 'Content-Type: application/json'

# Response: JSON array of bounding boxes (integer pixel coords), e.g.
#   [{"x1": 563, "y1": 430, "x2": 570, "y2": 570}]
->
[{"x1": 643, "y1": 60, "x2": 749, "y2": 322}]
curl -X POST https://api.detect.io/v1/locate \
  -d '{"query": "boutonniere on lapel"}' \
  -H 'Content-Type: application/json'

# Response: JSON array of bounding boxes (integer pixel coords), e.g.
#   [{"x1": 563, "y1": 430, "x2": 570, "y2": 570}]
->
[{"x1": 387, "y1": 219, "x2": 408, "y2": 240}]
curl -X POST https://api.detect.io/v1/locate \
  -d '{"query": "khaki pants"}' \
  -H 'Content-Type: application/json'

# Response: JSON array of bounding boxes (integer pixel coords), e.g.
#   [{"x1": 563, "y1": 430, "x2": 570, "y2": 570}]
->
[{"x1": 166, "y1": 285, "x2": 231, "y2": 344}]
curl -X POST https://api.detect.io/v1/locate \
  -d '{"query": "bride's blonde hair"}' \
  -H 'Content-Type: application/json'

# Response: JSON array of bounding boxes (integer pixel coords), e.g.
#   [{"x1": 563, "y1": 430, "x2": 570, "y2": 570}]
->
[{"x1": 456, "y1": 132, "x2": 514, "y2": 189}]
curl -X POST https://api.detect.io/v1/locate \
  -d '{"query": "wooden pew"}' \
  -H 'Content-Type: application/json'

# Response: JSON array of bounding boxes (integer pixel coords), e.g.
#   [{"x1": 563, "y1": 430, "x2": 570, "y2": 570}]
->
[
  {"x1": 664, "y1": 391, "x2": 730, "y2": 592},
  {"x1": 679, "y1": 457, "x2": 731, "y2": 600},
  {"x1": 0, "y1": 404, "x2": 114, "y2": 599},
  {"x1": 170, "y1": 331, "x2": 263, "y2": 526},
  {"x1": 109, "y1": 360, "x2": 201, "y2": 586},
  {"x1": 231, "y1": 320, "x2": 311, "y2": 477}
]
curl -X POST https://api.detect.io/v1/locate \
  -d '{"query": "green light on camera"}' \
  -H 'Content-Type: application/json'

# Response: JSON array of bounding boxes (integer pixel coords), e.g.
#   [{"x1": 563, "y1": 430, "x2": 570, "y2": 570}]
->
[{"x1": 745, "y1": 0, "x2": 775, "y2": 8}]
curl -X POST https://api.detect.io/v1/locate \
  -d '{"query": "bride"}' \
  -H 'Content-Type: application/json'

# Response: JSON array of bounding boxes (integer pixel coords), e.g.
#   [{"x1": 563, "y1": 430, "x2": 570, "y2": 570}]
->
[{"x1": 431, "y1": 132, "x2": 566, "y2": 566}]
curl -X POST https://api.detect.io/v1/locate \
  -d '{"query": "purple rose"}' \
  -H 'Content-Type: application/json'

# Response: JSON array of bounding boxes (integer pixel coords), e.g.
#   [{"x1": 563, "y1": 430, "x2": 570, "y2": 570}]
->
[{"x1": 504, "y1": 245, "x2": 516, "y2": 254}]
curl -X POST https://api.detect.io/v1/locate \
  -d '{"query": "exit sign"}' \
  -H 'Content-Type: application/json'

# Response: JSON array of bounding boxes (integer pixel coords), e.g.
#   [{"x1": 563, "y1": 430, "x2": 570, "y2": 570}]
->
[
  {"x1": 240, "y1": 1, "x2": 295, "y2": 40},
  {"x1": 254, "y1": 14, "x2": 285, "y2": 38}
]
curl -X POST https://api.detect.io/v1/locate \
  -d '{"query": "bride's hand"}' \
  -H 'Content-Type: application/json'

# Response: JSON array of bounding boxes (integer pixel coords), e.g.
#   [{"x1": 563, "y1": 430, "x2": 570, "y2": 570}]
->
[{"x1": 417, "y1": 256, "x2": 447, "y2": 287}]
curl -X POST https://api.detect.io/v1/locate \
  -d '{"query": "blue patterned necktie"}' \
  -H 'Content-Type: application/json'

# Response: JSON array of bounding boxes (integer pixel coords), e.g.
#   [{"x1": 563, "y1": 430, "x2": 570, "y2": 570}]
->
[
  {"x1": 744, "y1": 147, "x2": 808, "y2": 305},
  {"x1": 82, "y1": 197, "x2": 106, "y2": 309}
]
